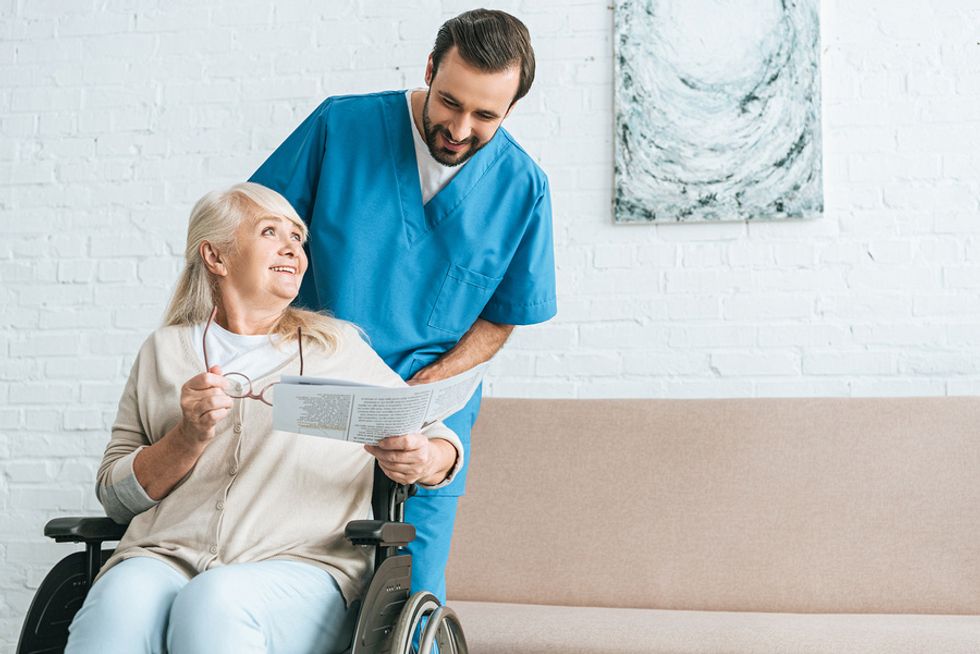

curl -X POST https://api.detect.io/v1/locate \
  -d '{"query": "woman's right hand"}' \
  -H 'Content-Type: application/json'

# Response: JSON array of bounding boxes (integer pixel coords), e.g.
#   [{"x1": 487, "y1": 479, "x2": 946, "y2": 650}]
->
[{"x1": 178, "y1": 365, "x2": 233, "y2": 446}]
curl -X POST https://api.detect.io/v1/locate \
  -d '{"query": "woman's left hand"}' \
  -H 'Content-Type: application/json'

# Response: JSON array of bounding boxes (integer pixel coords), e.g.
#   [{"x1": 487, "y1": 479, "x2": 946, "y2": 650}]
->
[{"x1": 365, "y1": 434, "x2": 442, "y2": 485}]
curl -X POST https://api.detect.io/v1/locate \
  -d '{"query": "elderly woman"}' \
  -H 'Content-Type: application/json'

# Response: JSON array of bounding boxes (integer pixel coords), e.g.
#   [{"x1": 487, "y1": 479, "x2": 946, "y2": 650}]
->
[{"x1": 64, "y1": 182, "x2": 463, "y2": 654}]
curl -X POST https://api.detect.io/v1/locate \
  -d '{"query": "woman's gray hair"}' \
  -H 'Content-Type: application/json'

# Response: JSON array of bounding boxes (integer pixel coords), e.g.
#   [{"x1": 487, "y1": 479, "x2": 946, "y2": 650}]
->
[{"x1": 162, "y1": 182, "x2": 344, "y2": 351}]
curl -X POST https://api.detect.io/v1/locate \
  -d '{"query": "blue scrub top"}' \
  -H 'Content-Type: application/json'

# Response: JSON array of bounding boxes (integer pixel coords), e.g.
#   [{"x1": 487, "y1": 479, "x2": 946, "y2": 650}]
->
[{"x1": 251, "y1": 90, "x2": 557, "y2": 495}]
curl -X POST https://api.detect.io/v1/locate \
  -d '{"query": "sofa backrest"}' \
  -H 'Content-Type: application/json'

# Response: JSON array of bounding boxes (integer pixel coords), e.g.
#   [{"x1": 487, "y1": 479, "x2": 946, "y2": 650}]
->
[{"x1": 445, "y1": 397, "x2": 980, "y2": 614}]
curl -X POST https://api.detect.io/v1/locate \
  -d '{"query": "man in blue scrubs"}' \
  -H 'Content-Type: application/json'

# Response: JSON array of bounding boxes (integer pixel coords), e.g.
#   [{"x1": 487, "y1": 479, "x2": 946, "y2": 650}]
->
[{"x1": 249, "y1": 9, "x2": 556, "y2": 603}]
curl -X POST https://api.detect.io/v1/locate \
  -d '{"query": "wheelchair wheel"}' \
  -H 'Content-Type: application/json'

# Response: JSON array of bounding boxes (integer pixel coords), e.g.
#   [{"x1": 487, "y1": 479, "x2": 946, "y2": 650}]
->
[
  {"x1": 388, "y1": 591, "x2": 439, "y2": 654},
  {"x1": 417, "y1": 605, "x2": 468, "y2": 654},
  {"x1": 388, "y1": 592, "x2": 468, "y2": 654}
]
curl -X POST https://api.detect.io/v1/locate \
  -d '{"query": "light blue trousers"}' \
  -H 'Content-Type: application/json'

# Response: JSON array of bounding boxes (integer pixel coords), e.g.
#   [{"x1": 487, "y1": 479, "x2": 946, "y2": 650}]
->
[{"x1": 64, "y1": 556, "x2": 348, "y2": 654}]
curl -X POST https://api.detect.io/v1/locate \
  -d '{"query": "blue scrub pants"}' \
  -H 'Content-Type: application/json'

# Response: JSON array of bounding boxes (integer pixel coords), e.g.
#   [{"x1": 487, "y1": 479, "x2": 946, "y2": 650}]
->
[
  {"x1": 65, "y1": 557, "x2": 347, "y2": 654},
  {"x1": 404, "y1": 494, "x2": 459, "y2": 602},
  {"x1": 404, "y1": 395, "x2": 477, "y2": 603}
]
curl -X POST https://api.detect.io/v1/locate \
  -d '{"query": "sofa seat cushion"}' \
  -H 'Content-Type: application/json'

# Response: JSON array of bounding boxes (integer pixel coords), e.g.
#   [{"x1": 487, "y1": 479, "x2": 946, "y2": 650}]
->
[{"x1": 449, "y1": 601, "x2": 980, "y2": 654}]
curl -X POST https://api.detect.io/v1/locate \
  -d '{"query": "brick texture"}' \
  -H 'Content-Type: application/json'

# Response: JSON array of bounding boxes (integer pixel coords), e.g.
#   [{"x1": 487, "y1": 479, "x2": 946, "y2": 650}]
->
[{"x1": 2, "y1": 1, "x2": 980, "y2": 647}]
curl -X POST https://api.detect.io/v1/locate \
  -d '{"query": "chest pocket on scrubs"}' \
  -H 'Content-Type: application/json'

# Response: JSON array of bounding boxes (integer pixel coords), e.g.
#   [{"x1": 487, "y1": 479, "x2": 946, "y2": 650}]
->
[{"x1": 428, "y1": 264, "x2": 501, "y2": 334}]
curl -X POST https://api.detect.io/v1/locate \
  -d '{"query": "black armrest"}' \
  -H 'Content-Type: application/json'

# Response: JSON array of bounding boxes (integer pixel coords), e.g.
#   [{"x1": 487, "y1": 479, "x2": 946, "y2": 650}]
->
[
  {"x1": 45, "y1": 517, "x2": 128, "y2": 544},
  {"x1": 345, "y1": 520, "x2": 415, "y2": 547}
]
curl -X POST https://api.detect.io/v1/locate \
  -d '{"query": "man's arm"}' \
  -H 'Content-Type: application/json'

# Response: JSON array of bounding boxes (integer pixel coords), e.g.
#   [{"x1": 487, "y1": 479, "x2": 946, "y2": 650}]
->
[{"x1": 408, "y1": 318, "x2": 514, "y2": 384}]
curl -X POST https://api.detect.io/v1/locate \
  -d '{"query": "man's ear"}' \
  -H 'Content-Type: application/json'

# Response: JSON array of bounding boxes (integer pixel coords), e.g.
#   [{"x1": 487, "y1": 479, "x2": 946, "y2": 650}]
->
[
  {"x1": 200, "y1": 241, "x2": 227, "y2": 277},
  {"x1": 424, "y1": 53, "x2": 434, "y2": 87}
]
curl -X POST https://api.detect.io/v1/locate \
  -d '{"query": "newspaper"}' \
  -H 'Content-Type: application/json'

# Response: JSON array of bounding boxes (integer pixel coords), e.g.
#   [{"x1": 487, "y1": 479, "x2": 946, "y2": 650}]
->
[{"x1": 272, "y1": 362, "x2": 488, "y2": 444}]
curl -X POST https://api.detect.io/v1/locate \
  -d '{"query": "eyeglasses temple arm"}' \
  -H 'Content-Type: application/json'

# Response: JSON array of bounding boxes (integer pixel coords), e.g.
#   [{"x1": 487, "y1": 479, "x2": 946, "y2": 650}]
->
[
  {"x1": 297, "y1": 327, "x2": 304, "y2": 376},
  {"x1": 202, "y1": 306, "x2": 218, "y2": 371}
]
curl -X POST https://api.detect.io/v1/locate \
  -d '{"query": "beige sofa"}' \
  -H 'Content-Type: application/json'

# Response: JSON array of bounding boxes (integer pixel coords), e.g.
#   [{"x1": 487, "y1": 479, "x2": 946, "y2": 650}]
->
[{"x1": 445, "y1": 398, "x2": 980, "y2": 653}]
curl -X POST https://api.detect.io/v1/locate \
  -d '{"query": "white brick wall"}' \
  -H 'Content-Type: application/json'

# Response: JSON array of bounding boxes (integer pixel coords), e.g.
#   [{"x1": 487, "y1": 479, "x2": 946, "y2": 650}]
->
[{"x1": 2, "y1": 0, "x2": 979, "y2": 647}]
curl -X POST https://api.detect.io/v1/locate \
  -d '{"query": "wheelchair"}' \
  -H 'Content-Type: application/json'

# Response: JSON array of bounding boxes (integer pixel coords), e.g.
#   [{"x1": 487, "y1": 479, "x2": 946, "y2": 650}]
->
[{"x1": 17, "y1": 464, "x2": 468, "y2": 654}]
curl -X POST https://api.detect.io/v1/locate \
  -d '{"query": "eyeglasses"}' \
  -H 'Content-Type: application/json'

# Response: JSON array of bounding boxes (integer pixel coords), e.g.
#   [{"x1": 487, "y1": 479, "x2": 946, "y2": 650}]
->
[{"x1": 202, "y1": 307, "x2": 304, "y2": 406}]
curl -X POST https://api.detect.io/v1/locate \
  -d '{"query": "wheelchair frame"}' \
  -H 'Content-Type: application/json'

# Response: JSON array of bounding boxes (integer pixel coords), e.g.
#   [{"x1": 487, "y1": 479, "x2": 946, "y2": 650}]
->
[{"x1": 17, "y1": 464, "x2": 467, "y2": 654}]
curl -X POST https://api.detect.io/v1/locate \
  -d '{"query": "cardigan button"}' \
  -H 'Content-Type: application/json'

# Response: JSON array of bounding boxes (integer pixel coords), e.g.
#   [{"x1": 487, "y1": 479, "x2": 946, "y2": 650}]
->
[
  {"x1": 209, "y1": 545, "x2": 217, "y2": 555},
  {"x1": 216, "y1": 501, "x2": 224, "y2": 511},
  {"x1": 229, "y1": 466, "x2": 238, "y2": 476},
  {"x1": 233, "y1": 424, "x2": 242, "y2": 434}
]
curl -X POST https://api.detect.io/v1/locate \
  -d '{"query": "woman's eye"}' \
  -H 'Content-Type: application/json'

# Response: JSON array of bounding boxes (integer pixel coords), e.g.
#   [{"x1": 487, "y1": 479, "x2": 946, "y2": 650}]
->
[
  {"x1": 291, "y1": 233, "x2": 302, "y2": 241},
  {"x1": 262, "y1": 226, "x2": 275, "y2": 236}
]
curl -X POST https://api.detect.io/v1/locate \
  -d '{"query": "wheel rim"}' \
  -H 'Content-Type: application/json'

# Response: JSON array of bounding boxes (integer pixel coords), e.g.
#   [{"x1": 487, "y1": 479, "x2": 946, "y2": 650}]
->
[
  {"x1": 389, "y1": 591, "x2": 441, "y2": 654},
  {"x1": 440, "y1": 607, "x2": 468, "y2": 654},
  {"x1": 418, "y1": 604, "x2": 469, "y2": 654},
  {"x1": 418, "y1": 606, "x2": 448, "y2": 654}
]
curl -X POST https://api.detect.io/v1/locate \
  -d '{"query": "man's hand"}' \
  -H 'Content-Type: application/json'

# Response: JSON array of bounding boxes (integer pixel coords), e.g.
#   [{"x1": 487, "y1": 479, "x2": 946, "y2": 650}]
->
[
  {"x1": 365, "y1": 434, "x2": 457, "y2": 486},
  {"x1": 407, "y1": 361, "x2": 450, "y2": 386},
  {"x1": 408, "y1": 318, "x2": 514, "y2": 385}
]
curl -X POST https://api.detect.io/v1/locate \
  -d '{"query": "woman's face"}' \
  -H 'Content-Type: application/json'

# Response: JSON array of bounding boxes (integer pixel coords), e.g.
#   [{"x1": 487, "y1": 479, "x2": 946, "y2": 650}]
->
[{"x1": 221, "y1": 213, "x2": 307, "y2": 309}]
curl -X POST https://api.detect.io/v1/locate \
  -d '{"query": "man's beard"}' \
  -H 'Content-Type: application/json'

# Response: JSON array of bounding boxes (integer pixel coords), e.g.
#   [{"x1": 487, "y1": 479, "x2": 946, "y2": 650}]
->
[{"x1": 422, "y1": 90, "x2": 484, "y2": 167}]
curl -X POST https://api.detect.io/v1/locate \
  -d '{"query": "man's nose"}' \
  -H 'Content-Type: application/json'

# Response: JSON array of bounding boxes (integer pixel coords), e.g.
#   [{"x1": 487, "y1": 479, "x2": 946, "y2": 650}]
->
[{"x1": 448, "y1": 116, "x2": 472, "y2": 142}]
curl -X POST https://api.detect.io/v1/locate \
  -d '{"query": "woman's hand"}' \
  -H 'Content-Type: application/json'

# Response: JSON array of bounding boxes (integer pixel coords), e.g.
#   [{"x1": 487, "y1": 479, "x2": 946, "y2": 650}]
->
[
  {"x1": 365, "y1": 434, "x2": 457, "y2": 486},
  {"x1": 177, "y1": 365, "x2": 233, "y2": 446},
  {"x1": 134, "y1": 366, "x2": 232, "y2": 501}
]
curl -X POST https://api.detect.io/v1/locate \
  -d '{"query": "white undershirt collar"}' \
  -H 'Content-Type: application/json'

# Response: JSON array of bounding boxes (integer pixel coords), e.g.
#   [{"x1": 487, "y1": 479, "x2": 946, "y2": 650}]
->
[{"x1": 407, "y1": 89, "x2": 465, "y2": 205}]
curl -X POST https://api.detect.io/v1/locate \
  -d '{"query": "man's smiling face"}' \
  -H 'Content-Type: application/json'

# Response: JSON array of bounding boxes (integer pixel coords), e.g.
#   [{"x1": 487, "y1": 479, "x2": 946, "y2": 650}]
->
[{"x1": 422, "y1": 46, "x2": 520, "y2": 167}]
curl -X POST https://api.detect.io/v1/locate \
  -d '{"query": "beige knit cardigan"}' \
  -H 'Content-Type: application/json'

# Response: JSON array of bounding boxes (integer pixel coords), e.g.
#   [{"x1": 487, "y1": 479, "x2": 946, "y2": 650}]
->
[{"x1": 96, "y1": 322, "x2": 462, "y2": 603}]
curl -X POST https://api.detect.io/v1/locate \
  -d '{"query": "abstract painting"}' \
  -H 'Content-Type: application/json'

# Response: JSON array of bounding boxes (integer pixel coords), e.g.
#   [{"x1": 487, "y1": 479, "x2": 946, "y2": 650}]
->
[{"x1": 614, "y1": 0, "x2": 823, "y2": 223}]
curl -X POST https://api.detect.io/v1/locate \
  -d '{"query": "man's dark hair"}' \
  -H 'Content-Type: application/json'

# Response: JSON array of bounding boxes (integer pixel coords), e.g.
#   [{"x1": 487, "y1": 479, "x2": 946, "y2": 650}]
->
[{"x1": 430, "y1": 9, "x2": 536, "y2": 104}]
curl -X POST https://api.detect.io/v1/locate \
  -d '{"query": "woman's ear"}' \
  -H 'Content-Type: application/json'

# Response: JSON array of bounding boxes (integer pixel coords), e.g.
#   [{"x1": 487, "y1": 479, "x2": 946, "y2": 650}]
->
[{"x1": 200, "y1": 241, "x2": 227, "y2": 277}]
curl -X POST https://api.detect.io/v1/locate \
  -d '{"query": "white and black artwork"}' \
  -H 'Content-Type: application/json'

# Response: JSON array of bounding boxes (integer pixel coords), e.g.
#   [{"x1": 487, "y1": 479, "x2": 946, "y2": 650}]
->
[{"x1": 614, "y1": 0, "x2": 823, "y2": 223}]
